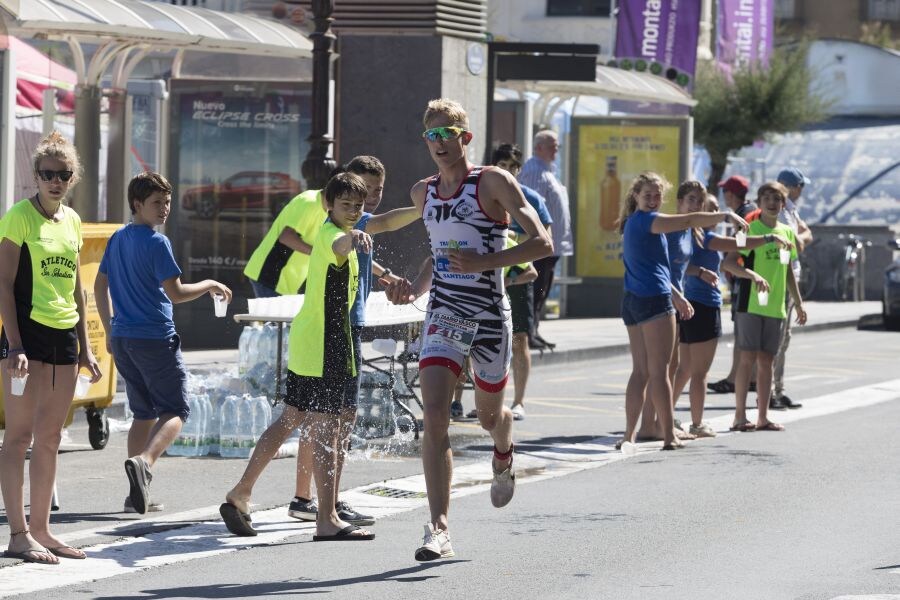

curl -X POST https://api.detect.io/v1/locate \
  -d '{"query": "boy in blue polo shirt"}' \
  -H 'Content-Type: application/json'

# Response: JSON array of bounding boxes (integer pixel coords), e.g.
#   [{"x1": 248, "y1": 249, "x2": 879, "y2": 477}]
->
[{"x1": 95, "y1": 172, "x2": 232, "y2": 515}]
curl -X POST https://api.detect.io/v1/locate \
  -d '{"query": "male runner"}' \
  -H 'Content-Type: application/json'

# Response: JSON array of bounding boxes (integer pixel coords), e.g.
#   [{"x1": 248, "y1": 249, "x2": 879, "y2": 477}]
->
[{"x1": 386, "y1": 99, "x2": 552, "y2": 561}]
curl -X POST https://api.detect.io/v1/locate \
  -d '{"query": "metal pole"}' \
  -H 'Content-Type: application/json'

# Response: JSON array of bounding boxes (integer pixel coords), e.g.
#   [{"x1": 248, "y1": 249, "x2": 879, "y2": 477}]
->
[
  {"x1": 73, "y1": 84, "x2": 102, "y2": 221},
  {"x1": 483, "y1": 44, "x2": 496, "y2": 165},
  {"x1": 301, "y1": 0, "x2": 337, "y2": 190},
  {"x1": 0, "y1": 42, "x2": 16, "y2": 214},
  {"x1": 106, "y1": 89, "x2": 132, "y2": 223}
]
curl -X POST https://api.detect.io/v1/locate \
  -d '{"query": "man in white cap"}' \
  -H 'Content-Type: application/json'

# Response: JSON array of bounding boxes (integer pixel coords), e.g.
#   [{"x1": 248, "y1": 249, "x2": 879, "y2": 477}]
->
[{"x1": 772, "y1": 167, "x2": 814, "y2": 410}]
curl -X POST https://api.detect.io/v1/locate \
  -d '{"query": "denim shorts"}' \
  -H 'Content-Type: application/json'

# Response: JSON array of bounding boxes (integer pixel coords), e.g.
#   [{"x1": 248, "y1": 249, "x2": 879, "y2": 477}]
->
[
  {"x1": 111, "y1": 335, "x2": 190, "y2": 421},
  {"x1": 621, "y1": 291, "x2": 675, "y2": 326}
]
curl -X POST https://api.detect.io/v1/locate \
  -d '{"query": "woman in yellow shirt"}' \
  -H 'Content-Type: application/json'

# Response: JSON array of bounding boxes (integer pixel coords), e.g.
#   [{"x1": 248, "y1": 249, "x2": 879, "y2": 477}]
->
[{"x1": 0, "y1": 132, "x2": 101, "y2": 564}]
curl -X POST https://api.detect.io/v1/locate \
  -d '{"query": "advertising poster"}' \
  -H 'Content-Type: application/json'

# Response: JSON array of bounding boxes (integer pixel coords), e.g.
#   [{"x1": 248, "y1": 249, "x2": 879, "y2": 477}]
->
[
  {"x1": 614, "y1": 0, "x2": 702, "y2": 87},
  {"x1": 716, "y1": 0, "x2": 774, "y2": 71},
  {"x1": 571, "y1": 118, "x2": 688, "y2": 278},
  {"x1": 168, "y1": 81, "x2": 311, "y2": 347}
]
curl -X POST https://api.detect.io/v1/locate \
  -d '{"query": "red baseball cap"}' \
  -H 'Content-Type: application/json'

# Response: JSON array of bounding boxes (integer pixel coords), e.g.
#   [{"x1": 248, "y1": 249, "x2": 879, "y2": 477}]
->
[{"x1": 718, "y1": 175, "x2": 749, "y2": 196}]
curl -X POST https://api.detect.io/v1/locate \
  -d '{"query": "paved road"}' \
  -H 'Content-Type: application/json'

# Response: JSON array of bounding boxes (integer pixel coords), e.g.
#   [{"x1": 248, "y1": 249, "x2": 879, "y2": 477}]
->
[{"x1": 1, "y1": 325, "x2": 899, "y2": 599}]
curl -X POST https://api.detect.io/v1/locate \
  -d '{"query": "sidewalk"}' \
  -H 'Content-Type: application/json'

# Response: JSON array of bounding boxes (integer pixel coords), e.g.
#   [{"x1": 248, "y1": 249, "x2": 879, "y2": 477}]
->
[{"x1": 179, "y1": 301, "x2": 882, "y2": 373}]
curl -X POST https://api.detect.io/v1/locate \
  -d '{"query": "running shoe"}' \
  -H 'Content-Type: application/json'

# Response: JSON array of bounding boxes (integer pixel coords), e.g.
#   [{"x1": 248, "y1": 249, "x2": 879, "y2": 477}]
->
[
  {"x1": 287, "y1": 497, "x2": 318, "y2": 521},
  {"x1": 124, "y1": 497, "x2": 164, "y2": 513},
  {"x1": 335, "y1": 501, "x2": 375, "y2": 526},
  {"x1": 688, "y1": 422, "x2": 717, "y2": 438},
  {"x1": 449, "y1": 400, "x2": 464, "y2": 418},
  {"x1": 415, "y1": 523, "x2": 454, "y2": 561},
  {"x1": 511, "y1": 405, "x2": 526, "y2": 421},
  {"x1": 490, "y1": 461, "x2": 516, "y2": 508},
  {"x1": 124, "y1": 456, "x2": 152, "y2": 515}
]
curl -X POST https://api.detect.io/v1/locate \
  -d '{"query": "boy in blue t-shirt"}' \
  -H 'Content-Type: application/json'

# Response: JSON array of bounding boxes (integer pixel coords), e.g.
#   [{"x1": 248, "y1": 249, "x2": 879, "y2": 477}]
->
[{"x1": 95, "y1": 172, "x2": 232, "y2": 515}]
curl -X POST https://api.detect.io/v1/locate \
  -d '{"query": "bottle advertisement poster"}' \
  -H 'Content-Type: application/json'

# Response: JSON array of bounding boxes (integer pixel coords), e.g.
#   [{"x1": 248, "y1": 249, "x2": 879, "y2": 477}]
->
[
  {"x1": 570, "y1": 117, "x2": 689, "y2": 278},
  {"x1": 167, "y1": 80, "x2": 311, "y2": 347}
]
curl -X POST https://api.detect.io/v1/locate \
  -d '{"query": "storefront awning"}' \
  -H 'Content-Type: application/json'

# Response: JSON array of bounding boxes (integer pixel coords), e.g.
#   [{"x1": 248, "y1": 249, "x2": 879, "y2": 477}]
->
[
  {"x1": 502, "y1": 63, "x2": 696, "y2": 107},
  {"x1": 0, "y1": 0, "x2": 312, "y2": 58}
]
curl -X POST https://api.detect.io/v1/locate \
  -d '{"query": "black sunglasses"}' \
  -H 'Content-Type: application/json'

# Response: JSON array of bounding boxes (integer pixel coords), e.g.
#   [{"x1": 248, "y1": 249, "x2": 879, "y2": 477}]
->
[{"x1": 37, "y1": 170, "x2": 74, "y2": 183}]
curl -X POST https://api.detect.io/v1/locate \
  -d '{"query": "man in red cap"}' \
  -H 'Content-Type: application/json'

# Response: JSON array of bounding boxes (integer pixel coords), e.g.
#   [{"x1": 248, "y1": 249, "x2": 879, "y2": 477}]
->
[{"x1": 708, "y1": 175, "x2": 759, "y2": 394}]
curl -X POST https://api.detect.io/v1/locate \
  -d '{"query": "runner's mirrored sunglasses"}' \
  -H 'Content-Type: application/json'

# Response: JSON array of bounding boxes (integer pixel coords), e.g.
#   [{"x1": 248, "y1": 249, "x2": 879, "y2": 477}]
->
[{"x1": 422, "y1": 126, "x2": 467, "y2": 142}]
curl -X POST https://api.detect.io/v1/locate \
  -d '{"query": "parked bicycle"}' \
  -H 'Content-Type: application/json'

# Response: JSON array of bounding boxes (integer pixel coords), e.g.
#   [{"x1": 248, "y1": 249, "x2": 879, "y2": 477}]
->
[{"x1": 834, "y1": 233, "x2": 871, "y2": 302}]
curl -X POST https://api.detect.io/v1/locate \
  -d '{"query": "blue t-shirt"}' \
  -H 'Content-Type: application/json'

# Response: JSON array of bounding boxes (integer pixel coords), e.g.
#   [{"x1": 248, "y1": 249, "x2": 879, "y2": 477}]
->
[
  {"x1": 623, "y1": 210, "x2": 670, "y2": 297},
  {"x1": 510, "y1": 184, "x2": 553, "y2": 234},
  {"x1": 99, "y1": 223, "x2": 182, "y2": 339},
  {"x1": 666, "y1": 229, "x2": 693, "y2": 292},
  {"x1": 684, "y1": 231, "x2": 722, "y2": 307},
  {"x1": 349, "y1": 213, "x2": 373, "y2": 326}
]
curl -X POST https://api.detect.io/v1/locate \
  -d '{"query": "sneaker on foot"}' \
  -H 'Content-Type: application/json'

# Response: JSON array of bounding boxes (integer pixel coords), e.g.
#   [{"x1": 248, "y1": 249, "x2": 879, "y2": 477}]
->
[
  {"x1": 490, "y1": 458, "x2": 516, "y2": 508},
  {"x1": 778, "y1": 394, "x2": 803, "y2": 409},
  {"x1": 414, "y1": 523, "x2": 454, "y2": 561},
  {"x1": 511, "y1": 405, "x2": 525, "y2": 421},
  {"x1": 449, "y1": 400, "x2": 464, "y2": 419},
  {"x1": 335, "y1": 501, "x2": 375, "y2": 526},
  {"x1": 287, "y1": 497, "x2": 318, "y2": 521},
  {"x1": 124, "y1": 496, "x2": 164, "y2": 513},
  {"x1": 688, "y1": 422, "x2": 717, "y2": 438},
  {"x1": 124, "y1": 456, "x2": 152, "y2": 515}
]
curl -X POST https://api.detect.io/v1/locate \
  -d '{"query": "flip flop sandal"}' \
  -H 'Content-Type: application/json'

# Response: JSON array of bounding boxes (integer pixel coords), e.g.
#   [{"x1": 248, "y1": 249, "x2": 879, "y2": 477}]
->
[
  {"x1": 3, "y1": 548, "x2": 59, "y2": 565},
  {"x1": 756, "y1": 422, "x2": 785, "y2": 431},
  {"x1": 219, "y1": 502, "x2": 257, "y2": 537},
  {"x1": 729, "y1": 421, "x2": 756, "y2": 432},
  {"x1": 313, "y1": 524, "x2": 375, "y2": 541},
  {"x1": 48, "y1": 546, "x2": 86, "y2": 559}
]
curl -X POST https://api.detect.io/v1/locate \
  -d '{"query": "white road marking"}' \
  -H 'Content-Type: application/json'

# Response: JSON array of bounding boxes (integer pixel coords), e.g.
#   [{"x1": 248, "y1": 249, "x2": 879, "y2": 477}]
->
[{"x1": 1, "y1": 378, "x2": 899, "y2": 597}]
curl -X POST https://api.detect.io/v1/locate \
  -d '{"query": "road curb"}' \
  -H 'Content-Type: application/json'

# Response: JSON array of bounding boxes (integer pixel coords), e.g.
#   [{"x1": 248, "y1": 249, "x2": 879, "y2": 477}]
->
[{"x1": 529, "y1": 317, "x2": 863, "y2": 368}]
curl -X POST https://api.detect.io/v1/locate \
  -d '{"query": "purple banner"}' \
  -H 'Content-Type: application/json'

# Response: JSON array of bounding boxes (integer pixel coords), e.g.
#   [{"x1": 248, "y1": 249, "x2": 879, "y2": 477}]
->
[
  {"x1": 716, "y1": 0, "x2": 774, "y2": 70},
  {"x1": 614, "y1": 0, "x2": 702, "y2": 86}
]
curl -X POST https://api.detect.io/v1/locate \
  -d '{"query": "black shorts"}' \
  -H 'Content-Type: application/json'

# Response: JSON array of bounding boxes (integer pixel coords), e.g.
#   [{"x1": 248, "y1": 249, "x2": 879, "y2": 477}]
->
[
  {"x1": 1, "y1": 317, "x2": 78, "y2": 365},
  {"x1": 284, "y1": 371, "x2": 359, "y2": 415},
  {"x1": 508, "y1": 282, "x2": 534, "y2": 335},
  {"x1": 678, "y1": 301, "x2": 722, "y2": 344}
]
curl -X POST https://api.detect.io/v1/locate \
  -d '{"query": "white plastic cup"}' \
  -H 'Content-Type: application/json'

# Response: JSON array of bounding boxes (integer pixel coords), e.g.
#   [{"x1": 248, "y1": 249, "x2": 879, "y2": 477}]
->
[
  {"x1": 10, "y1": 374, "x2": 28, "y2": 396},
  {"x1": 620, "y1": 441, "x2": 637, "y2": 456},
  {"x1": 779, "y1": 248, "x2": 791, "y2": 265},
  {"x1": 74, "y1": 373, "x2": 91, "y2": 398},
  {"x1": 372, "y1": 338, "x2": 397, "y2": 356},
  {"x1": 757, "y1": 289, "x2": 769, "y2": 306},
  {"x1": 213, "y1": 293, "x2": 227, "y2": 318},
  {"x1": 735, "y1": 231, "x2": 747, "y2": 247}
]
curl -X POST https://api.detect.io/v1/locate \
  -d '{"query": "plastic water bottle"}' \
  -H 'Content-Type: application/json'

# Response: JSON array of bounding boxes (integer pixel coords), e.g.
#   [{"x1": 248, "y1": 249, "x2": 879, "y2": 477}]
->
[
  {"x1": 219, "y1": 395, "x2": 242, "y2": 458},
  {"x1": 237, "y1": 394, "x2": 256, "y2": 458},
  {"x1": 207, "y1": 390, "x2": 224, "y2": 456},
  {"x1": 197, "y1": 393, "x2": 212, "y2": 456},
  {"x1": 238, "y1": 326, "x2": 254, "y2": 374},
  {"x1": 169, "y1": 394, "x2": 201, "y2": 456},
  {"x1": 251, "y1": 396, "x2": 271, "y2": 442}
]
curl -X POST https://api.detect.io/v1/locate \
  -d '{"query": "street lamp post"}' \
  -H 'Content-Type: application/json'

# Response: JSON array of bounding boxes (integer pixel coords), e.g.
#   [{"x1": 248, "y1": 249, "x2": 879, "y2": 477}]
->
[{"x1": 301, "y1": 0, "x2": 337, "y2": 190}]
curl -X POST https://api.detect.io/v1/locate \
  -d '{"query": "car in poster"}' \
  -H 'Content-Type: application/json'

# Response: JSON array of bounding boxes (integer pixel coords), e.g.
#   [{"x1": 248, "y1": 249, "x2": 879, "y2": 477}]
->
[{"x1": 180, "y1": 171, "x2": 302, "y2": 218}]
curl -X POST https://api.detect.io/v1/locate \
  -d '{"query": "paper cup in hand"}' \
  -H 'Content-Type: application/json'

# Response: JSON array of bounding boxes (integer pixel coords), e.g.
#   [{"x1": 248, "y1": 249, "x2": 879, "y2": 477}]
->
[
  {"x1": 213, "y1": 293, "x2": 227, "y2": 318},
  {"x1": 779, "y1": 248, "x2": 791, "y2": 265},
  {"x1": 735, "y1": 231, "x2": 747, "y2": 247},
  {"x1": 10, "y1": 374, "x2": 28, "y2": 396},
  {"x1": 757, "y1": 289, "x2": 769, "y2": 306},
  {"x1": 74, "y1": 373, "x2": 91, "y2": 398}
]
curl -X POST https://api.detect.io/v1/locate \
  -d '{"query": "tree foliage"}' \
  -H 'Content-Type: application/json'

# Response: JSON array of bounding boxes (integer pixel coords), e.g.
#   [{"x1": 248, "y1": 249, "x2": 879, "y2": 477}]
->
[{"x1": 693, "y1": 44, "x2": 831, "y2": 189}]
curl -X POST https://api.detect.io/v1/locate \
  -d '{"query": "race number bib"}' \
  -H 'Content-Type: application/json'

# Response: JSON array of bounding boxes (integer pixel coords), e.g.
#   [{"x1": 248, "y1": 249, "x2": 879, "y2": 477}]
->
[{"x1": 425, "y1": 313, "x2": 479, "y2": 355}]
